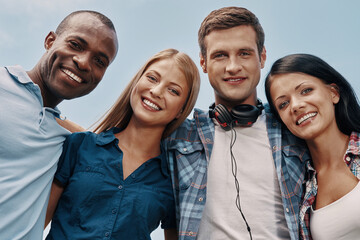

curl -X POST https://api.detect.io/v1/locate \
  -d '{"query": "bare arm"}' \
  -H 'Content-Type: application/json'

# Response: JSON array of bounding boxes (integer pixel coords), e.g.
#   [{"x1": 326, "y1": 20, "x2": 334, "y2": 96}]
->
[
  {"x1": 56, "y1": 118, "x2": 86, "y2": 133},
  {"x1": 45, "y1": 180, "x2": 64, "y2": 228},
  {"x1": 164, "y1": 228, "x2": 178, "y2": 240}
]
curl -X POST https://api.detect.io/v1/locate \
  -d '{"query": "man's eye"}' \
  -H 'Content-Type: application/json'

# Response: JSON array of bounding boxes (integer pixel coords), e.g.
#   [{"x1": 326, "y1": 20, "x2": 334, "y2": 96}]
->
[
  {"x1": 213, "y1": 53, "x2": 226, "y2": 58},
  {"x1": 69, "y1": 41, "x2": 81, "y2": 50},
  {"x1": 95, "y1": 57, "x2": 106, "y2": 67}
]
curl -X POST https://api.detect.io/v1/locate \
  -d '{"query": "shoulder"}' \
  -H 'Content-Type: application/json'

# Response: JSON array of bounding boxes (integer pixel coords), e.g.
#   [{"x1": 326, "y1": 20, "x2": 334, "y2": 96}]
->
[
  {"x1": 65, "y1": 131, "x2": 97, "y2": 145},
  {"x1": 4, "y1": 65, "x2": 30, "y2": 82},
  {"x1": 0, "y1": 66, "x2": 27, "y2": 88},
  {"x1": 167, "y1": 108, "x2": 213, "y2": 141}
]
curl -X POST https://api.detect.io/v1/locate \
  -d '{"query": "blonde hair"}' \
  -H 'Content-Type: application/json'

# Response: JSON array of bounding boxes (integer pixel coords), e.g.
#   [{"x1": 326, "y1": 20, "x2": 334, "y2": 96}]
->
[{"x1": 94, "y1": 48, "x2": 200, "y2": 138}]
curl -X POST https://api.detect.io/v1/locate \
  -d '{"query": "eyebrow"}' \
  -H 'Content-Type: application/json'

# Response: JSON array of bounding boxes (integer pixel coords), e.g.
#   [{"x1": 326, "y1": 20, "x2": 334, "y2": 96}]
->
[
  {"x1": 147, "y1": 69, "x2": 184, "y2": 91},
  {"x1": 210, "y1": 47, "x2": 255, "y2": 56},
  {"x1": 147, "y1": 69, "x2": 161, "y2": 78},
  {"x1": 239, "y1": 48, "x2": 256, "y2": 52},
  {"x1": 295, "y1": 82, "x2": 306, "y2": 90},
  {"x1": 274, "y1": 81, "x2": 307, "y2": 102}
]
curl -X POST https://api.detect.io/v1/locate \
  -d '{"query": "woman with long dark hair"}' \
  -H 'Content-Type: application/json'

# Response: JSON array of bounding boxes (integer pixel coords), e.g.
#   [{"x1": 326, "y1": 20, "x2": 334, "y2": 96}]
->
[{"x1": 265, "y1": 53, "x2": 360, "y2": 239}]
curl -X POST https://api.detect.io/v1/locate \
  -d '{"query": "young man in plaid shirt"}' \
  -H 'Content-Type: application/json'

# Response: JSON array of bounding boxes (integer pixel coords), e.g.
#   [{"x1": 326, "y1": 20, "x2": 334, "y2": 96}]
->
[{"x1": 166, "y1": 6, "x2": 310, "y2": 240}]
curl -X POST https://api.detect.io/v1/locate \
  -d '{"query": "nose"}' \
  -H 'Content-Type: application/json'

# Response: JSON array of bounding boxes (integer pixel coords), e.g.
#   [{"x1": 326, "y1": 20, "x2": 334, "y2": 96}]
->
[
  {"x1": 225, "y1": 56, "x2": 242, "y2": 74},
  {"x1": 73, "y1": 52, "x2": 91, "y2": 72},
  {"x1": 290, "y1": 97, "x2": 305, "y2": 113},
  {"x1": 150, "y1": 84, "x2": 164, "y2": 98}
]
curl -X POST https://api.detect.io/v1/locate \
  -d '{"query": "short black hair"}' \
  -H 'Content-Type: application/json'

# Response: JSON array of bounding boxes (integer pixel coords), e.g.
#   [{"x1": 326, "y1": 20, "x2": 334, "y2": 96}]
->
[{"x1": 55, "y1": 10, "x2": 116, "y2": 35}]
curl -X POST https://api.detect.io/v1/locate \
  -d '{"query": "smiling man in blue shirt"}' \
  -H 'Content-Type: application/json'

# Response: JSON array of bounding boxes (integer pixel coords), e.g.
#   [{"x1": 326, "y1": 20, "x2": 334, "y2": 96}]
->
[{"x1": 0, "y1": 10, "x2": 118, "y2": 239}]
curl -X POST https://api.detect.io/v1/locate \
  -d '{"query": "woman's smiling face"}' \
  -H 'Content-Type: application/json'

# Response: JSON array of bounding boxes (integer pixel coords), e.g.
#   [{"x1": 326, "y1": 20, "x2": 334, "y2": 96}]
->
[
  {"x1": 130, "y1": 58, "x2": 189, "y2": 129},
  {"x1": 269, "y1": 72, "x2": 340, "y2": 141}
]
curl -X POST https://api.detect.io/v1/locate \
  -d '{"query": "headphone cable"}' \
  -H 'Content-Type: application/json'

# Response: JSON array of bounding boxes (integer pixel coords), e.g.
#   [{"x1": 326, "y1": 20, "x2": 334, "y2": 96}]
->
[{"x1": 230, "y1": 124, "x2": 253, "y2": 240}]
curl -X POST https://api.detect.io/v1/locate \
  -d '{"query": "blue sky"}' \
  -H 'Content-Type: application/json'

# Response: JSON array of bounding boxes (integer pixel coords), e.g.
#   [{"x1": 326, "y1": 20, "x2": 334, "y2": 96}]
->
[{"x1": 1, "y1": 0, "x2": 359, "y2": 238}]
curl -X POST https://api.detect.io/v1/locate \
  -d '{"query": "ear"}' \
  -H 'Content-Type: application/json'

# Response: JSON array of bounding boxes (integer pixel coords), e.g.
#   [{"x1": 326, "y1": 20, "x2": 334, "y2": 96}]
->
[
  {"x1": 44, "y1": 31, "x2": 57, "y2": 50},
  {"x1": 199, "y1": 52, "x2": 207, "y2": 73},
  {"x1": 260, "y1": 46, "x2": 267, "y2": 69},
  {"x1": 329, "y1": 83, "x2": 340, "y2": 104}
]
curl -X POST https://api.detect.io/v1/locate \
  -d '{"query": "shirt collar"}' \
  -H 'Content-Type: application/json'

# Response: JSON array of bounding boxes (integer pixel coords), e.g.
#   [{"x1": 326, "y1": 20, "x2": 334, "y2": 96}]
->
[
  {"x1": 6, "y1": 65, "x2": 32, "y2": 84},
  {"x1": 96, "y1": 128, "x2": 169, "y2": 177},
  {"x1": 346, "y1": 131, "x2": 360, "y2": 156},
  {"x1": 95, "y1": 127, "x2": 121, "y2": 146},
  {"x1": 6, "y1": 65, "x2": 62, "y2": 116}
]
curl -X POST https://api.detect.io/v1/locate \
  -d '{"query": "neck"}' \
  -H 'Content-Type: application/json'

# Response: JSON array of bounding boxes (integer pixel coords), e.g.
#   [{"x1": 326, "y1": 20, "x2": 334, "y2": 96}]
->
[
  {"x1": 116, "y1": 118, "x2": 164, "y2": 158},
  {"x1": 215, "y1": 92, "x2": 258, "y2": 110},
  {"x1": 306, "y1": 127, "x2": 350, "y2": 171},
  {"x1": 27, "y1": 62, "x2": 61, "y2": 108}
]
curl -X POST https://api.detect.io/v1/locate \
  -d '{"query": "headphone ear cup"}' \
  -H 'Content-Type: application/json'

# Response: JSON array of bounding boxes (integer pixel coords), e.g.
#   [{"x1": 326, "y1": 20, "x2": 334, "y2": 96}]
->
[{"x1": 214, "y1": 104, "x2": 233, "y2": 126}]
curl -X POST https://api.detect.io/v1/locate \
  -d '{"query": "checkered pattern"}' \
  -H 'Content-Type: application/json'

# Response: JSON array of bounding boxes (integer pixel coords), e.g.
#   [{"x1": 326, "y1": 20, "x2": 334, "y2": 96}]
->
[{"x1": 165, "y1": 104, "x2": 310, "y2": 240}]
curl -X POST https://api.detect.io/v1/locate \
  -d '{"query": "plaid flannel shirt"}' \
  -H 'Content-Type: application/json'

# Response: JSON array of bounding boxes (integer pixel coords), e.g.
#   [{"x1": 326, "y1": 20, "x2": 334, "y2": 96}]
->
[
  {"x1": 299, "y1": 131, "x2": 360, "y2": 240},
  {"x1": 165, "y1": 104, "x2": 310, "y2": 240}
]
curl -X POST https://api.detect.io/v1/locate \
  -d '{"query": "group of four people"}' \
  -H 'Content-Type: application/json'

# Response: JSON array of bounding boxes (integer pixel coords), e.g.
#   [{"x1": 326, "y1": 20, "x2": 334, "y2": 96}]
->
[{"x1": 1, "y1": 6, "x2": 359, "y2": 240}]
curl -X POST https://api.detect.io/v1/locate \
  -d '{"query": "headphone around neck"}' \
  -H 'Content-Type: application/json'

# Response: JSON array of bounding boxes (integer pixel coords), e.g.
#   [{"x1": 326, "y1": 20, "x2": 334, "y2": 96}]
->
[{"x1": 209, "y1": 100, "x2": 264, "y2": 131}]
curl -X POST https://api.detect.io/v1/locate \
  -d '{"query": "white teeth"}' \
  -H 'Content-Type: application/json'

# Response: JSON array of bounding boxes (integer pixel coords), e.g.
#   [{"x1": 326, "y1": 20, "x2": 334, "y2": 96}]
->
[
  {"x1": 62, "y1": 69, "x2": 82, "y2": 83},
  {"x1": 227, "y1": 78, "x2": 243, "y2": 82},
  {"x1": 143, "y1": 99, "x2": 160, "y2": 110},
  {"x1": 297, "y1": 112, "x2": 317, "y2": 125}
]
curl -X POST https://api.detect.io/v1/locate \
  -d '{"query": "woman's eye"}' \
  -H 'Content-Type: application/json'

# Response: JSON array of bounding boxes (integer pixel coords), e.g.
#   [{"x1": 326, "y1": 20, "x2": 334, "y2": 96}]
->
[
  {"x1": 278, "y1": 100, "x2": 289, "y2": 110},
  {"x1": 169, "y1": 88, "x2": 180, "y2": 96},
  {"x1": 301, "y1": 88, "x2": 313, "y2": 94},
  {"x1": 147, "y1": 75, "x2": 157, "y2": 82}
]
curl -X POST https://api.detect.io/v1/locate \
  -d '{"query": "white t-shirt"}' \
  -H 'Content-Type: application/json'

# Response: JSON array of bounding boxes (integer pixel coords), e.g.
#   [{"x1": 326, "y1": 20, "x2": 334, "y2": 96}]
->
[
  {"x1": 197, "y1": 112, "x2": 290, "y2": 240},
  {"x1": 310, "y1": 181, "x2": 360, "y2": 240}
]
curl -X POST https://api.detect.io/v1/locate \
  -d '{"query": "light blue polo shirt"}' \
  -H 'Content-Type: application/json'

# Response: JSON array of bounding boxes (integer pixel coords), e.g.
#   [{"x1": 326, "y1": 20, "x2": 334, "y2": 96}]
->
[{"x1": 0, "y1": 66, "x2": 70, "y2": 239}]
